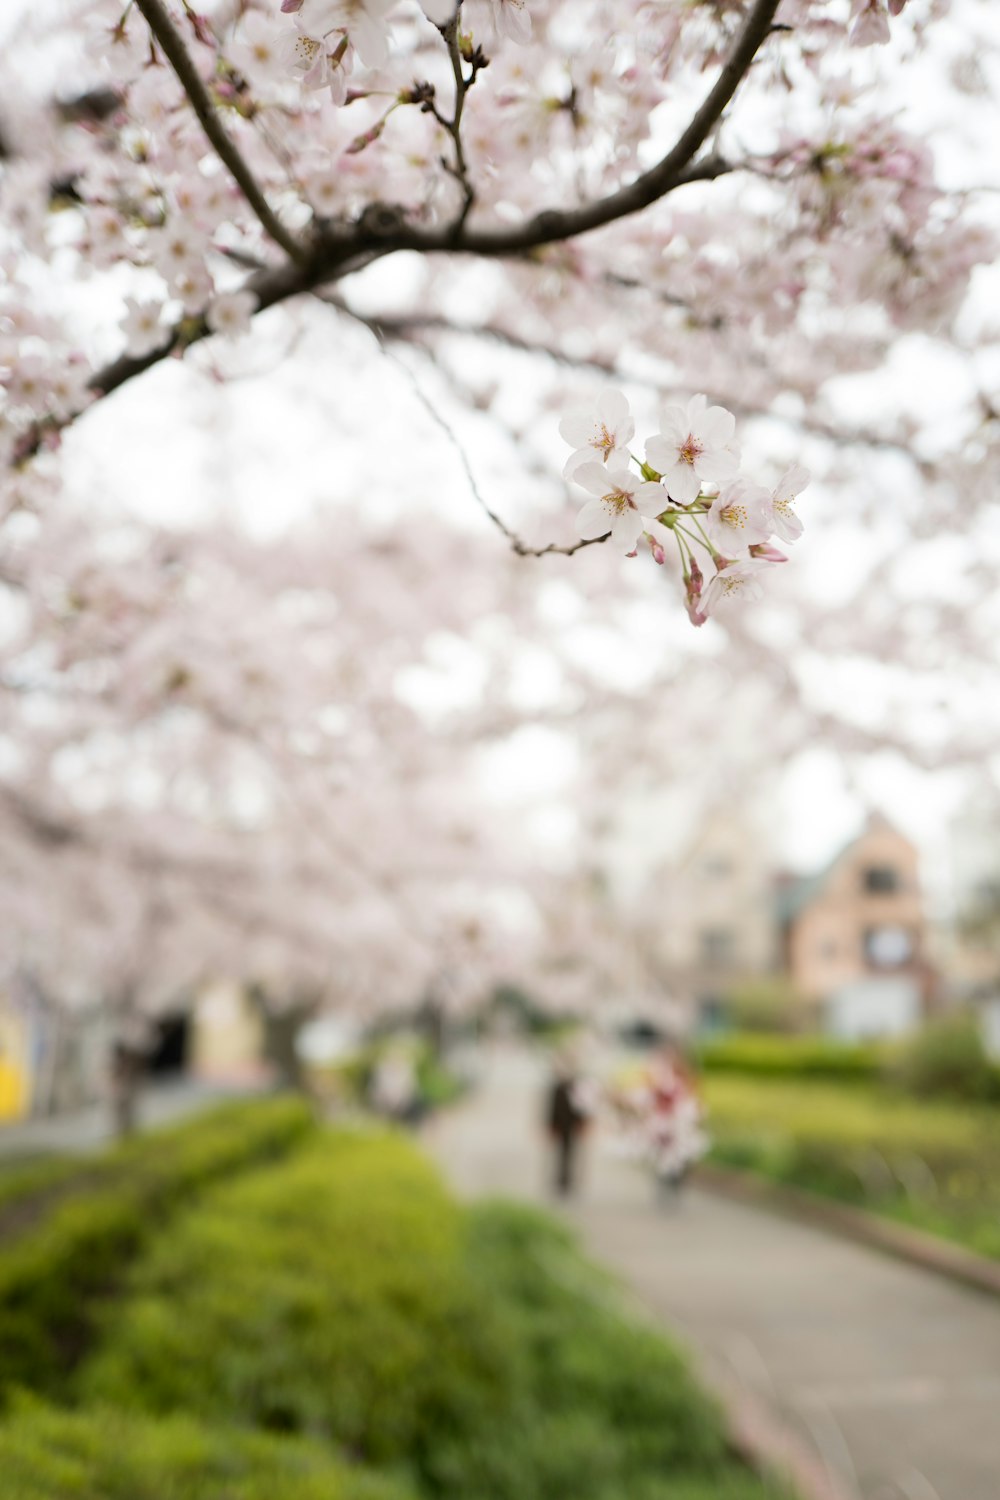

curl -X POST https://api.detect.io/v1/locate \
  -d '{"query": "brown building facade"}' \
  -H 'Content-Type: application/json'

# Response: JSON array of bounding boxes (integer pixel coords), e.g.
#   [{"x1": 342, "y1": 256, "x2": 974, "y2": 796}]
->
[{"x1": 780, "y1": 814, "x2": 930, "y2": 1011}]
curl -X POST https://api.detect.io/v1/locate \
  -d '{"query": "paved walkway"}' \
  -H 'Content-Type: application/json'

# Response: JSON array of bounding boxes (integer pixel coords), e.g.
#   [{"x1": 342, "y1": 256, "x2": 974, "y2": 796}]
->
[{"x1": 425, "y1": 1044, "x2": 1000, "y2": 1500}]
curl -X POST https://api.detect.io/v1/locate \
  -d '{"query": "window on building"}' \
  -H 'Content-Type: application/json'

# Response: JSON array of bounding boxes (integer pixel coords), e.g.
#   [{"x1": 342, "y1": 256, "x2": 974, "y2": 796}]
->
[
  {"x1": 700, "y1": 927, "x2": 736, "y2": 965},
  {"x1": 863, "y1": 865, "x2": 900, "y2": 893},
  {"x1": 864, "y1": 925, "x2": 914, "y2": 968}
]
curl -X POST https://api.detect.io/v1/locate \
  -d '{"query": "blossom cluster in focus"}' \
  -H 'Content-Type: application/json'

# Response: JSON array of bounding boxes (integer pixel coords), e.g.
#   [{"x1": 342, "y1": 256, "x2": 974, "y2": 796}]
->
[{"x1": 561, "y1": 390, "x2": 808, "y2": 625}]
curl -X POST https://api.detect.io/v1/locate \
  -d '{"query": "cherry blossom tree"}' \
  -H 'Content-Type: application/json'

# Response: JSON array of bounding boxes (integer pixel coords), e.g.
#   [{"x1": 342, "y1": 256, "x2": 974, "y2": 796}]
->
[{"x1": 2, "y1": 0, "x2": 1000, "y2": 1083}]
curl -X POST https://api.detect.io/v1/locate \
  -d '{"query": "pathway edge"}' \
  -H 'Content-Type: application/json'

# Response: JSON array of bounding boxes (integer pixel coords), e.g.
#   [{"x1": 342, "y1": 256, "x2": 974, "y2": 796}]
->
[{"x1": 697, "y1": 1162, "x2": 1000, "y2": 1299}]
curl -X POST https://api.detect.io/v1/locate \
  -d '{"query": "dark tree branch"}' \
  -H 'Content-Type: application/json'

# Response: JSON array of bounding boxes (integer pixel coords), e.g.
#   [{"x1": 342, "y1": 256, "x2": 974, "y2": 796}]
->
[
  {"x1": 13, "y1": 0, "x2": 779, "y2": 464},
  {"x1": 133, "y1": 0, "x2": 306, "y2": 262},
  {"x1": 374, "y1": 0, "x2": 778, "y2": 259}
]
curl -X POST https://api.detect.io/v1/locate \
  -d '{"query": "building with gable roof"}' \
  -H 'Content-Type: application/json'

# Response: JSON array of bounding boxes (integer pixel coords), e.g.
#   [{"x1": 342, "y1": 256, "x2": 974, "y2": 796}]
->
[{"x1": 778, "y1": 813, "x2": 933, "y2": 1036}]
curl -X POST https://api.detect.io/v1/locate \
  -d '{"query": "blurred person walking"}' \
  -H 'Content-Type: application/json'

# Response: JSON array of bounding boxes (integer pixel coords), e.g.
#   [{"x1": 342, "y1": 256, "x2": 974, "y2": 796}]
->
[
  {"x1": 645, "y1": 1042, "x2": 708, "y2": 1202},
  {"x1": 546, "y1": 1051, "x2": 593, "y2": 1196}
]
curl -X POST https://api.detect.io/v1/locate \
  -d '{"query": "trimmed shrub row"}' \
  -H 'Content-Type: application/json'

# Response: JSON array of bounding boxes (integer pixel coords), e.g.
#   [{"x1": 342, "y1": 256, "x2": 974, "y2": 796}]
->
[
  {"x1": 697, "y1": 1024, "x2": 1000, "y2": 1102},
  {"x1": 0, "y1": 1404, "x2": 415, "y2": 1500},
  {"x1": 0, "y1": 1095, "x2": 315, "y2": 1402},
  {"x1": 696, "y1": 1034, "x2": 883, "y2": 1082},
  {"x1": 0, "y1": 1401, "x2": 787, "y2": 1500},
  {"x1": 79, "y1": 1130, "x2": 792, "y2": 1500}
]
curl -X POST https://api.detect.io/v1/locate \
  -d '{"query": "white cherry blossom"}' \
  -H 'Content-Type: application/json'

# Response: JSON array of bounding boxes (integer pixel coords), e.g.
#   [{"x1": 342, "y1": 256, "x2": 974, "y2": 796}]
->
[
  {"x1": 770, "y1": 465, "x2": 810, "y2": 543},
  {"x1": 206, "y1": 290, "x2": 259, "y2": 339},
  {"x1": 704, "y1": 478, "x2": 774, "y2": 557},
  {"x1": 147, "y1": 223, "x2": 211, "y2": 290},
  {"x1": 850, "y1": 0, "x2": 891, "y2": 46},
  {"x1": 573, "y1": 463, "x2": 666, "y2": 553},
  {"x1": 560, "y1": 388, "x2": 634, "y2": 478},
  {"x1": 229, "y1": 10, "x2": 288, "y2": 88},
  {"x1": 295, "y1": 0, "x2": 396, "y2": 69},
  {"x1": 645, "y1": 395, "x2": 740, "y2": 504},
  {"x1": 121, "y1": 297, "x2": 167, "y2": 359},
  {"x1": 484, "y1": 0, "x2": 532, "y2": 45},
  {"x1": 700, "y1": 559, "x2": 773, "y2": 617}
]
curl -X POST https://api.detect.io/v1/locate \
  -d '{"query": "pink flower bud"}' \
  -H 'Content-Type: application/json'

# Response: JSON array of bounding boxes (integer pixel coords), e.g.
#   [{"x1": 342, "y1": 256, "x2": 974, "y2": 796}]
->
[
  {"x1": 749, "y1": 542, "x2": 788, "y2": 563},
  {"x1": 650, "y1": 540, "x2": 666, "y2": 565},
  {"x1": 281, "y1": 0, "x2": 304, "y2": 10},
  {"x1": 683, "y1": 557, "x2": 705, "y2": 623}
]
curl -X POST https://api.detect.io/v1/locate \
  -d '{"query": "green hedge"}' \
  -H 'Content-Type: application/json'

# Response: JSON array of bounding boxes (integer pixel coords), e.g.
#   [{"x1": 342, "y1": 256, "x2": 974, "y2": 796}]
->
[
  {"x1": 705, "y1": 1074, "x2": 1000, "y2": 1260},
  {"x1": 81, "y1": 1131, "x2": 790, "y2": 1500},
  {"x1": 696, "y1": 1034, "x2": 883, "y2": 1082},
  {"x1": 889, "y1": 1015, "x2": 1000, "y2": 1102},
  {"x1": 0, "y1": 1404, "x2": 415, "y2": 1500},
  {"x1": 0, "y1": 1096, "x2": 315, "y2": 1401},
  {"x1": 696, "y1": 1029, "x2": 1000, "y2": 1101}
]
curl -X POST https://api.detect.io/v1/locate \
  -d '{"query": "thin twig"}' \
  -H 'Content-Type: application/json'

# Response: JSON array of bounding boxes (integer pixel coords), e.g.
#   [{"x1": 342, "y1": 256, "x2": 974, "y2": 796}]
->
[{"x1": 331, "y1": 297, "x2": 607, "y2": 558}]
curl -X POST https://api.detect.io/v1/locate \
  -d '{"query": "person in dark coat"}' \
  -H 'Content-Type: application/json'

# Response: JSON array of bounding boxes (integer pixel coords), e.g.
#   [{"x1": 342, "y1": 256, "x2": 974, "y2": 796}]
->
[{"x1": 546, "y1": 1054, "x2": 590, "y2": 1195}]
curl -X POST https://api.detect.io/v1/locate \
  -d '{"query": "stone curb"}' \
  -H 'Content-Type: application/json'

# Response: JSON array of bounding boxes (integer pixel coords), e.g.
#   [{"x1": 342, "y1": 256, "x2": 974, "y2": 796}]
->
[
  {"x1": 706, "y1": 1360, "x2": 860, "y2": 1500},
  {"x1": 621, "y1": 1283, "x2": 859, "y2": 1500},
  {"x1": 696, "y1": 1161, "x2": 1000, "y2": 1300}
]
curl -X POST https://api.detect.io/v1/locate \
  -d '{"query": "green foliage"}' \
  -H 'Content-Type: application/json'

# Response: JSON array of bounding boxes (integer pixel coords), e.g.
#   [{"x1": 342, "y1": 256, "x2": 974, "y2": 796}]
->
[
  {"x1": 0, "y1": 1157, "x2": 82, "y2": 1217},
  {"x1": 715, "y1": 979, "x2": 808, "y2": 1036},
  {"x1": 0, "y1": 1096, "x2": 315, "y2": 1401},
  {"x1": 697, "y1": 1033, "x2": 883, "y2": 1082},
  {"x1": 705, "y1": 1074, "x2": 1000, "y2": 1259},
  {"x1": 81, "y1": 1132, "x2": 513, "y2": 1481},
  {"x1": 80, "y1": 1132, "x2": 785, "y2": 1500},
  {"x1": 414, "y1": 1049, "x2": 464, "y2": 1111},
  {"x1": 888, "y1": 1014, "x2": 1000, "y2": 1102},
  {"x1": 0, "y1": 1404, "x2": 415, "y2": 1500},
  {"x1": 453, "y1": 1202, "x2": 739, "y2": 1498},
  {"x1": 488, "y1": 984, "x2": 580, "y2": 1039},
  {"x1": 319, "y1": 1039, "x2": 463, "y2": 1116}
]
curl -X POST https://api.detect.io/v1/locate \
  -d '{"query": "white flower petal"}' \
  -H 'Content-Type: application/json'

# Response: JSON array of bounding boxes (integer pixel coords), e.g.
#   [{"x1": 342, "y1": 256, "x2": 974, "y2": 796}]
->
[
  {"x1": 696, "y1": 449, "x2": 740, "y2": 482},
  {"x1": 572, "y1": 461, "x2": 618, "y2": 497},
  {"x1": 562, "y1": 448, "x2": 590, "y2": 480},
  {"x1": 661, "y1": 463, "x2": 700, "y2": 503},
  {"x1": 774, "y1": 464, "x2": 810, "y2": 503},
  {"x1": 596, "y1": 387, "x2": 632, "y2": 433},
  {"x1": 771, "y1": 507, "x2": 804, "y2": 543},
  {"x1": 634, "y1": 481, "x2": 667, "y2": 518},
  {"x1": 693, "y1": 405, "x2": 736, "y2": 447},
  {"x1": 577, "y1": 496, "x2": 612, "y2": 540},
  {"x1": 559, "y1": 411, "x2": 596, "y2": 448},
  {"x1": 351, "y1": 12, "x2": 389, "y2": 67},
  {"x1": 611, "y1": 509, "x2": 644, "y2": 550},
  {"x1": 655, "y1": 407, "x2": 687, "y2": 444}
]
